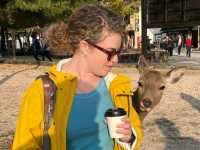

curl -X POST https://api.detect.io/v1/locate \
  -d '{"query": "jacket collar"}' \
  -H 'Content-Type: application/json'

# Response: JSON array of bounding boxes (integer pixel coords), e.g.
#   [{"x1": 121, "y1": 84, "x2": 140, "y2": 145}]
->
[
  {"x1": 49, "y1": 58, "x2": 118, "y2": 89},
  {"x1": 48, "y1": 58, "x2": 76, "y2": 87}
]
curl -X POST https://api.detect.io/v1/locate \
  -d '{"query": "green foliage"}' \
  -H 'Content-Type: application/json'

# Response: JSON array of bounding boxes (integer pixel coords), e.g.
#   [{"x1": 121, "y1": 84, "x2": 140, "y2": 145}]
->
[
  {"x1": 15, "y1": 0, "x2": 71, "y2": 15},
  {"x1": 0, "y1": 0, "x2": 140, "y2": 29},
  {"x1": 102, "y1": 0, "x2": 140, "y2": 16},
  {"x1": 0, "y1": 0, "x2": 97, "y2": 29}
]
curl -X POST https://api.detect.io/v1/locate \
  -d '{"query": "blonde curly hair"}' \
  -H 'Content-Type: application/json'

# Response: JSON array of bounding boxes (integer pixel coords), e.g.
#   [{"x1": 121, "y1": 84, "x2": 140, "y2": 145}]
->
[{"x1": 45, "y1": 4, "x2": 125, "y2": 53}]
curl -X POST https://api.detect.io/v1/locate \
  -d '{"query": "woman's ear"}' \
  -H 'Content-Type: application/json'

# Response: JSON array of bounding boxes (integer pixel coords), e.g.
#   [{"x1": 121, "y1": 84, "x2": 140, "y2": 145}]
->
[{"x1": 79, "y1": 40, "x2": 91, "y2": 55}]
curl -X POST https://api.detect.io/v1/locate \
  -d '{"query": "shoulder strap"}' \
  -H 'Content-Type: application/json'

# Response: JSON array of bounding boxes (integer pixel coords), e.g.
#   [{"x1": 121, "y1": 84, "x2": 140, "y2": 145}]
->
[{"x1": 36, "y1": 74, "x2": 57, "y2": 150}]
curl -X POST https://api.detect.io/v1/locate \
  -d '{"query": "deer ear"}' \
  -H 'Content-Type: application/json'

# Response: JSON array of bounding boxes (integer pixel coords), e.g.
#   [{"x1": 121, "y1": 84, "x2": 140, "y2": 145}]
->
[
  {"x1": 165, "y1": 67, "x2": 185, "y2": 83},
  {"x1": 136, "y1": 55, "x2": 150, "y2": 73}
]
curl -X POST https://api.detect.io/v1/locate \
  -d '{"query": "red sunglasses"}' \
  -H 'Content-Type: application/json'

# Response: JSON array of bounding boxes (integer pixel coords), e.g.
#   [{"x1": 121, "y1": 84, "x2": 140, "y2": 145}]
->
[{"x1": 86, "y1": 40, "x2": 122, "y2": 61}]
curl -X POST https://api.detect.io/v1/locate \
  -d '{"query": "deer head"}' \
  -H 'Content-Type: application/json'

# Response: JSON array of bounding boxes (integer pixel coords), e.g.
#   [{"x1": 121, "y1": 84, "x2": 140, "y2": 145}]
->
[{"x1": 133, "y1": 55, "x2": 185, "y2": 121}]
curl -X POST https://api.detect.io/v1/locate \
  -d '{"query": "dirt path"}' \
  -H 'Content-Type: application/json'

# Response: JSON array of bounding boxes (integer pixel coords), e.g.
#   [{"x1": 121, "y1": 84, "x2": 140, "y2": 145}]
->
[{"x1": 1, "y1": 64, "x2": 200, "y2": 150}]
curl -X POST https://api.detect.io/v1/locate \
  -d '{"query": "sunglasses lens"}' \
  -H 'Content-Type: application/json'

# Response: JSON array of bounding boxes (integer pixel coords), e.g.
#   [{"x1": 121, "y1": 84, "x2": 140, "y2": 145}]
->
[
  {"x1": 107, "y1": 54, "x2": 112, "y2": 61},
  {"x1": 107, "y1": 49, "x2": 121, "y2": 61}
]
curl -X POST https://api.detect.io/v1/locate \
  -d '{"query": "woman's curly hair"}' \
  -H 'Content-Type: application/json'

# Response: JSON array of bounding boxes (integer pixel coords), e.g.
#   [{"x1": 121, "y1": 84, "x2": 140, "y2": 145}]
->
[{"x1": 45, "y1": 4, "x2": 125, "y2": 53}]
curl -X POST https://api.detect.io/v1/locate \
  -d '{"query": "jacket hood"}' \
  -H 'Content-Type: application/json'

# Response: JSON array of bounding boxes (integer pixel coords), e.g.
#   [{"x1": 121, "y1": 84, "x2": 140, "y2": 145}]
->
[{"x1": 48, "y1": 58, "x2": 76, "y2": 86}]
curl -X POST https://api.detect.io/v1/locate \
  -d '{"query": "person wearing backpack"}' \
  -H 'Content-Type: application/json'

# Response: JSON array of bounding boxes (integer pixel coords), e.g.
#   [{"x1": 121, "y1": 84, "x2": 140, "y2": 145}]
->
[{"x1": 12, "y1": 5, "x2": 142, "y2": 150}]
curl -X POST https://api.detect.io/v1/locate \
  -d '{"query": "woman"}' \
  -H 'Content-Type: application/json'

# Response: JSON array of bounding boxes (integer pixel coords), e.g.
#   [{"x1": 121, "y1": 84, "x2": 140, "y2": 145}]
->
[{"x1": 12, "y1": 5, "x2": 142, "y2": 150}]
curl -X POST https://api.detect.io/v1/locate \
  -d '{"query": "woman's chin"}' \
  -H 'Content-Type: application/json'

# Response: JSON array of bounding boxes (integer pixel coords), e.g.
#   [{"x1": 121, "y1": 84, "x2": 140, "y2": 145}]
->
[
  {"x1": 99, "y1": 70, "x2": 110, "y2": 77},
  {"x1": 95, "y1": 67, "x2": 112, "y2": 77},
  {"x1": 105, "y1": 68, "x2": 112, "y2": 74}
]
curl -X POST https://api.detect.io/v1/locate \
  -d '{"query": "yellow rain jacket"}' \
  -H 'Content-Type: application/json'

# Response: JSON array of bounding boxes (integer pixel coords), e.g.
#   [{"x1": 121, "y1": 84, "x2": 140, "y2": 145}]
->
[{"x1": 12, "y1": 63, "x2": 142, "y2": 150}]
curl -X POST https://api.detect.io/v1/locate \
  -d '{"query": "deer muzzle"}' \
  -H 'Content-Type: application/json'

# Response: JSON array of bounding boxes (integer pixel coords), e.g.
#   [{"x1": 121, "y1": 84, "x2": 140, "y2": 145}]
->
[{"x1": 142, "y1": 99, "x2": 152, "y2": 108}]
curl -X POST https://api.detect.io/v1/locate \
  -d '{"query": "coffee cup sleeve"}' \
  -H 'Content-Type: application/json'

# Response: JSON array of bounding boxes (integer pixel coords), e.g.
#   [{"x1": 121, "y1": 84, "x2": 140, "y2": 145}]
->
[{"x1": 115, "y1": 127, "x2": 137, "y2": 150}]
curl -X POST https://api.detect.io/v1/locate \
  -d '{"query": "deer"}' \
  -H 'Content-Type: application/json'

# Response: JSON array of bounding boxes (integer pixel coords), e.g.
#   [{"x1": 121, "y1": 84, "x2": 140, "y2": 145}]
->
[{"x1": 132, "y1": 55, "x2": 185, "y2": 121}]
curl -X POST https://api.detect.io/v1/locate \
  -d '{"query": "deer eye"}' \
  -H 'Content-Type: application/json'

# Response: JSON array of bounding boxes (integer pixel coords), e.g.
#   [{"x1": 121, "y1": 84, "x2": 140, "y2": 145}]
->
[
  {"x1": 138, "y1": 81, "x2": 143, "y2": 87},
  {"x1": 159, "y1": 85, "x2": 165, "y2": 90}
]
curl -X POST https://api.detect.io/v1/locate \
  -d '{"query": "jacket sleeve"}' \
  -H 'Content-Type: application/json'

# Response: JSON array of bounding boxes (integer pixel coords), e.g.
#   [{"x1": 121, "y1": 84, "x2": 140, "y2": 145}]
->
[
  {"x1": 12, "y1": 79, "x2": 44, "y2": 150},
  {"x1": 108, "y1": 74, "x2": 143, "y2": 150},
  {"x1": 114, "y1": 95, "x2": 143, "y2": 150}
]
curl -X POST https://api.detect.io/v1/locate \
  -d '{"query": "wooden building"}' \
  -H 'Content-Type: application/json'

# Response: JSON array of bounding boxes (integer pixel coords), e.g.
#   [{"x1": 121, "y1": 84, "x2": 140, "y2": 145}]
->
[{"x1": 142, "y1": 0, "x2": 200, "y2": 52}]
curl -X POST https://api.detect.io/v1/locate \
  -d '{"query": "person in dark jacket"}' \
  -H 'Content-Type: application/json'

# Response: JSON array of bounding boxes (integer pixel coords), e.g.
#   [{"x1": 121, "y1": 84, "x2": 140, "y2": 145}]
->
[
  {"x1": 31, "y1": 33, "x2": 41, "y2": 61},
  {"x1": 40, "y1": 35, "x2": 53, "y2": 61},
  {"x1": 166, "y1": 34, "x2": 174, "y2": 56}
]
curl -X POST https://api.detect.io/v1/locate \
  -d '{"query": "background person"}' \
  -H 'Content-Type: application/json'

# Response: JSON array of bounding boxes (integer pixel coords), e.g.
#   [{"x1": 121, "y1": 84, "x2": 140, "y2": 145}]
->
[
  {"x1": 31, "y1": 33, "x2": 42, "y2": 61},
  {"x1": 12, "y1": 4, "x2": 142, "y2": 150},
  {"x1": 185, "y1": 31, "x2": 192, "y2": 57},
  {"x1": 177, "y1": 33, "x2": 182, "y2": 55},
  {"x1": 40, "y1": 35, "x2": 53, "y2": 62},
  {"x1": 166, "y1": 34, "x2": 174, "y2": 56}
]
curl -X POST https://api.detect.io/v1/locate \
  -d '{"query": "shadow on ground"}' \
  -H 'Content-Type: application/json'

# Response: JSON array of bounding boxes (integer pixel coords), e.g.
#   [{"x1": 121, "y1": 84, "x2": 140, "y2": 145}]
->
[
  {"x1": 0, "y1": 64, "x2": 40, "y2": 86},
  {"x1": 156, "y1": 118, "x2": 200, "y2": 150},
  {"x1": 180, "y1": 93, "x2": 200, "y2": 112}
]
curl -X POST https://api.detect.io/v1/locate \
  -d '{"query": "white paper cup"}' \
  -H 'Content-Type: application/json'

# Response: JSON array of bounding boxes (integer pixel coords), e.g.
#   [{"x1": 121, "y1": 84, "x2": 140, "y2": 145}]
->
[{"x1": 105, "y1": 108, "x2": 127, "y2": 138}]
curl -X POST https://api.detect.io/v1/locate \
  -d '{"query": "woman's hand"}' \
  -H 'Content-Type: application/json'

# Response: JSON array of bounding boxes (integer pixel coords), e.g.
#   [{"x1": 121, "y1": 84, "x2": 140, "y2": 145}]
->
[{"x1": 116, "y1": 116, "x2": 132, "y2": 143}]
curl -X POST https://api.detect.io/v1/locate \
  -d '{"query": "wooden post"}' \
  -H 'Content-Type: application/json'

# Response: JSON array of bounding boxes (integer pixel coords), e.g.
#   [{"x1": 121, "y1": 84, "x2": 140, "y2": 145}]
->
[
  {"x1": 141, "y1": 0, "x2": 148, "y2": 55},
  {"x1": 198, "y1": 25, "x2": 200, "y2": 50},
  {"x1": 0, "y1": 26, "x2": 6, "y2": 57}
]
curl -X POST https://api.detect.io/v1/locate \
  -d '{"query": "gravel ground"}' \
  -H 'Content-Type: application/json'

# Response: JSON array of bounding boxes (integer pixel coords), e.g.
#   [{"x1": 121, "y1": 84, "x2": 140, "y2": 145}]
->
[
  {"x1": 1, "y1": 63, "x2": 200, "y2": 150},
  {"x1": 113, "y1": 67, "x2": 200, "y2": 150},
  {"x1": 0, "y1": 64, "x2": 48, "y2": 149}
]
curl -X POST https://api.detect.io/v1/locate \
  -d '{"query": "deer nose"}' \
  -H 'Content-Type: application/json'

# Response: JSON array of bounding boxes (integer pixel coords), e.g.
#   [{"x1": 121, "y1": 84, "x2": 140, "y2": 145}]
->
[{"x1": 143, "y1": 99, "x2": 152, "y2": 108}]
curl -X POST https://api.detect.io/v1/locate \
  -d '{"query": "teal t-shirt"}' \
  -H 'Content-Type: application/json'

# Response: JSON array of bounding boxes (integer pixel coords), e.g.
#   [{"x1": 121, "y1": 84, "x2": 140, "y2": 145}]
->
[{"x1": 67, "y1": 79, "x2": 114, "y2": 150}]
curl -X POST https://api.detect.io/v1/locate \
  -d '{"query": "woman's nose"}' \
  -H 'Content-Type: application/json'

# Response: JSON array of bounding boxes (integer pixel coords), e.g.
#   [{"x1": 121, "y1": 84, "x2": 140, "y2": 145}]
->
[{"x1": 110, "y1": 54, "x2": 118, "y2": 64}]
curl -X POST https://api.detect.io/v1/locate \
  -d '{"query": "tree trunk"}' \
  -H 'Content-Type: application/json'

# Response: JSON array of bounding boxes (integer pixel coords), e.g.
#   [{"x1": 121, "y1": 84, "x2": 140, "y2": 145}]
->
[
  {"x1": 5, "y1": 28, "x2": 9, "y2": 56},
  {"x1": 11, "y1": 30, "x2": 16, "y2": 60},
  {"x1": 198, "y1": 26, "x2": 200, "y2": 50},
  {"x1": 17, "y1": 33, "x2": 24, "y2": 55},
  {"x1": 27, "y1": 31, "x2": 31, "y2": 47},
  {"x1": 0, "y1": 26, "x2": 6, "y2": 57},
  {"x1": 17, "y1": 34, "x2": 22, "y2": 50},
  {"x1": 141, "y1": 0, "x2": 147, "y2": 55},
  {"x1": 25, "y1": 31, "x2": 32, "y2": 54}
]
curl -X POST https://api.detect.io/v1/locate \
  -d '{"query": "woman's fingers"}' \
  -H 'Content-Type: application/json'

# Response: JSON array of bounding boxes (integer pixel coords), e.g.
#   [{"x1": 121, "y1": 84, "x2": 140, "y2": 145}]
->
[{"x1": 116, "y1": 116, "x2": 132, "y2": 143}]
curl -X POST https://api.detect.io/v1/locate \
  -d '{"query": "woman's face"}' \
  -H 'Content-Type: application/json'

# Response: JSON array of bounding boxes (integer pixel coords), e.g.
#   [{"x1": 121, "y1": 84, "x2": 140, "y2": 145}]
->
[{"x1": 86, "y1": 32, "x2": 122, "y2": 77}]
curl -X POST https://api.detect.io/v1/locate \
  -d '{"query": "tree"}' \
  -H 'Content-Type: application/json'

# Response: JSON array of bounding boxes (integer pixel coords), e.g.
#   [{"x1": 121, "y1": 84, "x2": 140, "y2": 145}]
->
[
  {"x1": 0, "y1": 0, "x2": 97, "y2": 57},
  {"x1": 102, "y1": 0, "x2": 140, "y2": 17},
  {"x1": 0, "y1": 0, "x2": 71, "y2": 29}
]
